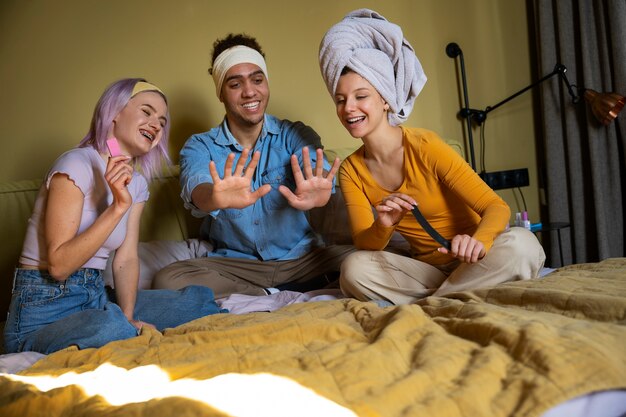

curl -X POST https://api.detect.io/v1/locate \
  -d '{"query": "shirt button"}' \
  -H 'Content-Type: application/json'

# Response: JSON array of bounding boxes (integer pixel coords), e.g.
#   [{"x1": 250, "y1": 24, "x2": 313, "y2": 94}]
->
[{"x1": 254, "y1": 220, "x2": 260, "y2": 225}]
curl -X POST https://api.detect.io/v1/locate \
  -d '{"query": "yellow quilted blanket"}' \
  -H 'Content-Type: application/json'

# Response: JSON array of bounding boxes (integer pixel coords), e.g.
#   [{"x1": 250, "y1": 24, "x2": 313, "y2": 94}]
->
[{"x1": 1, "y1": 258, "x2": 625, "y2": 417}]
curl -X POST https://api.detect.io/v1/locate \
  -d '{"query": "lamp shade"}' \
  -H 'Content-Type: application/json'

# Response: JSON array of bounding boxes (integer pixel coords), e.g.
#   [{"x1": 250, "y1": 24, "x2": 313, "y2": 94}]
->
[{"x1": 584, "y1": 89, "x2": 625, "y2": 125}]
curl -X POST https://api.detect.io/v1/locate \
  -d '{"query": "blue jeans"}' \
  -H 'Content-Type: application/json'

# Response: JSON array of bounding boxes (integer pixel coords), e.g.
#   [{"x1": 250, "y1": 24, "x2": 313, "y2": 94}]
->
[{"x1": 4, "y1": 268, "x2": 226, "y2": 354}]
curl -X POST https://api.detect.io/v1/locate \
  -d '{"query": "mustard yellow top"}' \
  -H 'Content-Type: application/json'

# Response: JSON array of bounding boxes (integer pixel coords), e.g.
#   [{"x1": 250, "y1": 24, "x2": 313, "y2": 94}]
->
[{"x1": 338, "y1": 126, "x2": 511, "y2": 265}]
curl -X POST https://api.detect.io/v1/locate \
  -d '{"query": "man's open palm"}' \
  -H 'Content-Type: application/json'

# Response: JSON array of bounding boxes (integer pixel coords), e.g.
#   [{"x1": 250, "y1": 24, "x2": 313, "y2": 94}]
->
[
  {"x1": 209, "y1": 149, "x2": 271, "y2": 209},
  {"x1": 279, "y1": 147, "x2": 340, "y2": 211}
]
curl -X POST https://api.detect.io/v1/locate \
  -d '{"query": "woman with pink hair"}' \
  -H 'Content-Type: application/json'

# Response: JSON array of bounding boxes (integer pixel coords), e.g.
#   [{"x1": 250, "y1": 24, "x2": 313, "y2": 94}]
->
[{"x1": 4, "y1": 78, "x2": 224, "y2": 354}]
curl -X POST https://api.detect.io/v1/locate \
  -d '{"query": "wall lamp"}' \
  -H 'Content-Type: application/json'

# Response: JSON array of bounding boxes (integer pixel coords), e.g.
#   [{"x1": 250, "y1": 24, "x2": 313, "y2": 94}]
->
[{"x1": 446, "y1": 42, "x2": 625, "y2": 171}]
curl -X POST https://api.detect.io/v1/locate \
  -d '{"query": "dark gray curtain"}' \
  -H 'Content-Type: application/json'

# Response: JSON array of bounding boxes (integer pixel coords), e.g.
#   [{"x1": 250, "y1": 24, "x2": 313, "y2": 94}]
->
[{"x1": 530, "y1": 0, "x2": 626, "y2": 266}]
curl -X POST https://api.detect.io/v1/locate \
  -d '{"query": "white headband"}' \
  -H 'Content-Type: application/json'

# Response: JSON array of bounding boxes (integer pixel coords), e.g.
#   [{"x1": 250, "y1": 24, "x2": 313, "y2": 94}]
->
[{"x1": 211, "y1": 45, "x2": 269, "y2": 97}]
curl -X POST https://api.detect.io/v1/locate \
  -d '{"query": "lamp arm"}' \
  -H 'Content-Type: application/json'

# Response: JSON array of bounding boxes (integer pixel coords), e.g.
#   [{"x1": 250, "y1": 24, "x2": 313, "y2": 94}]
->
[
  {"x1": 446, "y1": 42, "x2": 581, "y2": 172},
  {"x1": 486, "y1": 65, "x2": 563, "y2": 113},
  {"x1": 461, "y1": 64, "x2": 579, "y2": 124},
  {"x1": 556, "y1": 65, "x2": 580, "y2": 104}
]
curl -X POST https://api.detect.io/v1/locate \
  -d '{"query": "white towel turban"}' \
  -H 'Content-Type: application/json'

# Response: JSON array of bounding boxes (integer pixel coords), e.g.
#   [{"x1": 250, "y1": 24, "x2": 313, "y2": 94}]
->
[{"x1": 319, "y1": 8, "x2": 427, "y2": 126}]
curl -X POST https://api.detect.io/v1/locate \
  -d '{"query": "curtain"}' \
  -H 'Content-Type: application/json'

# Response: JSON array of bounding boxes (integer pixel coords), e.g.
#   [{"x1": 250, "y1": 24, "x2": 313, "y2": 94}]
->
[{"x1": 530, "y1": 0, "x2": 626, "y2": 266}]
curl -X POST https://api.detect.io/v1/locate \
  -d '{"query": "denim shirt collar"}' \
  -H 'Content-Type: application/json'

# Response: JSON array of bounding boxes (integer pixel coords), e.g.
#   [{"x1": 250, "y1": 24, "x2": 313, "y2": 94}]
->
[{"x1": 215, "y1": 114, "x2": 281, "y2": 149}]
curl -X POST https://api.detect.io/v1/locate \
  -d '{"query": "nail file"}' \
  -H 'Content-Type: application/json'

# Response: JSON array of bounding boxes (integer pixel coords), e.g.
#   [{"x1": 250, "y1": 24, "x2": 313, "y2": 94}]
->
[
  {"x1": 106, "y1": 138, "x2": 123, "y2": 157},
  {"x1": 411, "y1": 205, "x2": 451, "y2": 250}
]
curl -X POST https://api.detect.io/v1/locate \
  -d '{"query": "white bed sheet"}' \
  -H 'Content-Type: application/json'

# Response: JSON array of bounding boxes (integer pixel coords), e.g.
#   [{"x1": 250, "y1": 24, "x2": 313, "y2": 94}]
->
[
  {"x1": 0, "y1": 351, "x2": 45, "y2": 374},
  {"x1": 540, "y1": 390, "x2": 626, "y2": 417}
]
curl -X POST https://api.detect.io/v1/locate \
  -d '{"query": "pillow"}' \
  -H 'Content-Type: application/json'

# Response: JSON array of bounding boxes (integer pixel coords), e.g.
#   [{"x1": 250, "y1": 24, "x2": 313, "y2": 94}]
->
[{"x1": 104, "y1": 239, "x2": 212, "y2": 289}]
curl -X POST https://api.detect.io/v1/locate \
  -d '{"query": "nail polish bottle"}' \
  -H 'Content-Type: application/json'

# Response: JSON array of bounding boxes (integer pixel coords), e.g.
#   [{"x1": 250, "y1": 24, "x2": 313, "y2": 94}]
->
[
  {"x1": 514, "y1": 212, "x2": 522, "y2": 227},
  {"x1": 522, "y1": 211, "x2": 531, "y2": 230}
]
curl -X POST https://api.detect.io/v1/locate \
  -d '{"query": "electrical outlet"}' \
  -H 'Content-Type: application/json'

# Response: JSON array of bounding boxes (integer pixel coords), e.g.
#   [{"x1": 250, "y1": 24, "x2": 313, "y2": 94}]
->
[{"x1": 479, "y1": 168, "x2": 529, "y2": 190}]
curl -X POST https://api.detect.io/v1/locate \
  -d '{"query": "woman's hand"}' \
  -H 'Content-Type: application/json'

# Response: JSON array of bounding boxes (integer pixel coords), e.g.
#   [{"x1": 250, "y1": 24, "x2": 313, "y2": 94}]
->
[
  {"x1": 375, "y1": 193, "x2": 417, "y2": 227},
  {"x1": 129, "y1": 319, "x2": 156, "y2": 332},
  {"x1": 105, "y1": 155, "x2": 134, "y2": 211},
  {"x1": 438, "y1": 234, "x2": 485, "y2": 263}
]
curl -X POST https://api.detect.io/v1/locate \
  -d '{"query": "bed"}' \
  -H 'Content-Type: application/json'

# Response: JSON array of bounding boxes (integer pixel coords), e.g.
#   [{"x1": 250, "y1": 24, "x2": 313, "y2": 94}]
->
[{"x1": 0, "y1": 257, "x2": 625, "y2": 417}]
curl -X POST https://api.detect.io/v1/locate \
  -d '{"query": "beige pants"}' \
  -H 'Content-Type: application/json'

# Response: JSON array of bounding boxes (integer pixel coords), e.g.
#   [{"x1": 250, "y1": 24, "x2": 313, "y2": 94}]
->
[
  {"x1": 340, "y1": 227, "x2": 546, "y2": 305},
  {"x1": 152, "y1": 245, "x2": 356, "y2": 299}
]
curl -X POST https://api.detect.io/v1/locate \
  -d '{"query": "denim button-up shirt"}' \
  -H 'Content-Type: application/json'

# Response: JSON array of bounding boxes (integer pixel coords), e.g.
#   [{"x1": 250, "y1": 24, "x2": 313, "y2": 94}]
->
[{"x1": 179, "y1": 114, "x2": 332, "y2": 261}]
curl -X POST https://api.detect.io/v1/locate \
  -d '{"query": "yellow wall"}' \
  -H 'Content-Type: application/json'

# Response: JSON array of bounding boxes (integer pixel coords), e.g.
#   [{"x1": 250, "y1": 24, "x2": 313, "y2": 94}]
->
[{"x1": 0, "y1": 0, "x2": 540, "y2": 223}]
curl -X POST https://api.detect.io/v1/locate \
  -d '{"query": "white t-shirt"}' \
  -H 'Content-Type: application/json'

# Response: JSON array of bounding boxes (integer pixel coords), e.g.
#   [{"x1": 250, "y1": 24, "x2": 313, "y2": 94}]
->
[{"x1": 19, "y1": 146, "x2": 149, "y2": 270}]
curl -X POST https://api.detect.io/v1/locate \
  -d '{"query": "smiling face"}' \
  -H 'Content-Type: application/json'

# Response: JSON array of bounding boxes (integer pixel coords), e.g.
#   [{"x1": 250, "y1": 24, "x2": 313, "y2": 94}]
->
[
  {"x1": 334, "y1": 71, "x2": 389, "y2": 139},
  {"x1": 111, "y1": 91, "x2": 168, "y2": 157},
  {"x1": 220, "y1": 62, "x2": 269, "y2": 130}
]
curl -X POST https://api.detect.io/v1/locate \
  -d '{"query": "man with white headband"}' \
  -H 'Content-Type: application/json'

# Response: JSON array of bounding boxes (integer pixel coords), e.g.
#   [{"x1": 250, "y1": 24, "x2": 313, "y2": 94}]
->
[{"x1": 153, "y1": 33, "x2": 355, "y2": 297}]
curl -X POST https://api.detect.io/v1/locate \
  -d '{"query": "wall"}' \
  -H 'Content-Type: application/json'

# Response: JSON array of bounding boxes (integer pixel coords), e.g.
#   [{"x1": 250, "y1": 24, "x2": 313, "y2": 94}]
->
[{"x1": 0, "y1": 0, "x2": 540, "y2": 222}]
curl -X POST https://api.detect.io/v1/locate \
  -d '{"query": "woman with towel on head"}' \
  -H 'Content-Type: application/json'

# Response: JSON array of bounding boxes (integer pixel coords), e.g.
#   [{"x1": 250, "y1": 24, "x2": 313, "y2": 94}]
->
[{"x1": 319, "y1": 9, "x2": 546, "y2": 305}]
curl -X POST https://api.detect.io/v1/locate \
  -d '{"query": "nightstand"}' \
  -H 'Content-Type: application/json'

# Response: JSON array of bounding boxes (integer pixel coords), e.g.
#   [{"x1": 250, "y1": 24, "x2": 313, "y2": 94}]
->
[{"x1": 532, "y1": 222, "x2": 570, "y2": 267}]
